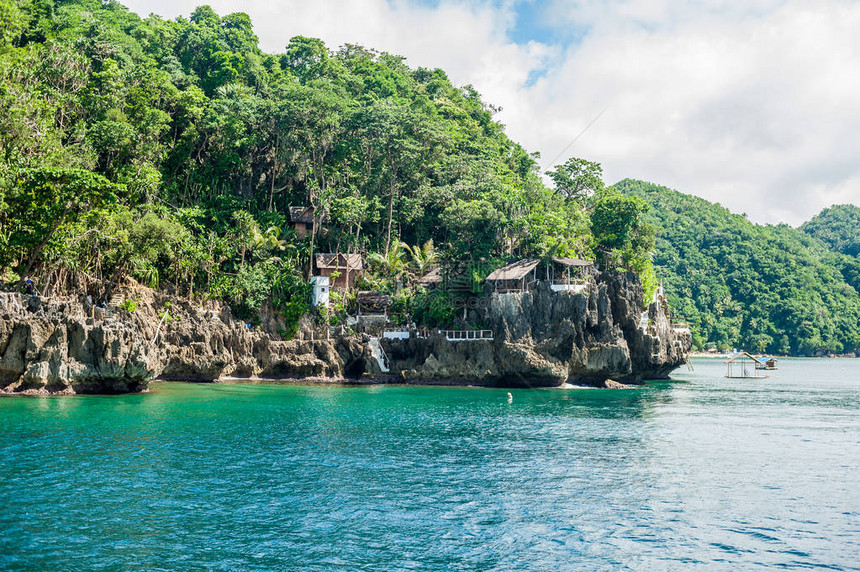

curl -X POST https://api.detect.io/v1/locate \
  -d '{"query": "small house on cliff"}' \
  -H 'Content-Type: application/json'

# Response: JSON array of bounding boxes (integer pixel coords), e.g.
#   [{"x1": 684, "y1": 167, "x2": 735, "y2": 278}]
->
[
  {"x1": 485, "y1": 259, "x2": 540, "y2": 293},
  {"x1": 356, "y1": 291, "x2": 391, "y2": 317},
  {"x1": 289, "y1": 206, "x2": 329, "y2": 238},
  {"x1": 314, "y1": 253, "x2": 363, "y2": 289},
  {"x1": 310, "y1": 276, "x2": 330, "y2": 307},
  {"x1": 549, "y1": 257, "x2": 595, "y2": 292}
]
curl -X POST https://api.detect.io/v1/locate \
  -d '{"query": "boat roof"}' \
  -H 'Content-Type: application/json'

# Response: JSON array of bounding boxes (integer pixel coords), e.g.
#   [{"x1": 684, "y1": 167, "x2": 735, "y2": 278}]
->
[{"x1": 725, "y1": 351, "x2": 764, "y2": 364}]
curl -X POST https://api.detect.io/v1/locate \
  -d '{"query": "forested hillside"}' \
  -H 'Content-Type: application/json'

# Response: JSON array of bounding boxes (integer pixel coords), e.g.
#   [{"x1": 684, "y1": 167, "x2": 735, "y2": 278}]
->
[
  {"x1": 801, "y1": 204, "x2": 860, "y2": 257},
  {"x1": 9, "y1": 0, "x2": 845, "y2": 355},
  {"x1": 0, "y1": 0, "x2": 652, "y2": 332},
  {"x1": 615, "y1": 180, "x2": 860, "y2": 356},
  {"x1": 801, "y1": 204, "x2": 860, "y2": 296}
]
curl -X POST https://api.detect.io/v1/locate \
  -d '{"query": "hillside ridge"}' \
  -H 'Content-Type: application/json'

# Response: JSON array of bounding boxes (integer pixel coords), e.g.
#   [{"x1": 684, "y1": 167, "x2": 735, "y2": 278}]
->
[{"x1": 614, "y1": 178, "x2": 859, "y2": 356}]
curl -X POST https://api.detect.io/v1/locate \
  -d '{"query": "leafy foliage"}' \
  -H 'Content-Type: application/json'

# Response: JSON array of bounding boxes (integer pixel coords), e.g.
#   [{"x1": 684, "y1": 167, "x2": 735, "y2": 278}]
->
[
  {"x1": 0, "y1": 0, "x2": 652, "y2": 333},
  {"x1": 616, "y1": 179, "x2": 860, "y2": 356},
  {"x1": 801, "y1": 204, "x2": 860, "y2": 257},
  {"x1": 545, "y1": 157, "x2": 604, "y2": 201},
  {"x1": 590, "y1": 189, "x2": 656, "y2": 297}
]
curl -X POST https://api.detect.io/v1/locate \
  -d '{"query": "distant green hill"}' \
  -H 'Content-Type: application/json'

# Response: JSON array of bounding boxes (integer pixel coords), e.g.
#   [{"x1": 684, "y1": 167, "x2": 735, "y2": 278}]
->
[
  {"x1": 801, "y1": 204, "x2": 860, "y2": 257},
  {"x1": 800, "y1": 205, "x2": 860, "y2": 296},
  {"x1": 614, "y1": 179, "x2": 860, "y2": 356}
]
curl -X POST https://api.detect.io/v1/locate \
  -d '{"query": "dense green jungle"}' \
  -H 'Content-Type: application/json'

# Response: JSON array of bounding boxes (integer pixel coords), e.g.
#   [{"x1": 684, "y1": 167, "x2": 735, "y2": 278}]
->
[
  {"x1": 616, "y1": 181, "x2": 859, "y2": 355},
  {"x1": 0, "y1": 0, "x2": 856, "y2": 356}
]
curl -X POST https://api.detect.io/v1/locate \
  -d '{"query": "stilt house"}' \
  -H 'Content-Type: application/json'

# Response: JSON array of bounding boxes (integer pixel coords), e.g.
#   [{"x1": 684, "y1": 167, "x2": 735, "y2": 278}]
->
[{"x1": 725, "y1": 352, "x2": 769, "y2": 379}]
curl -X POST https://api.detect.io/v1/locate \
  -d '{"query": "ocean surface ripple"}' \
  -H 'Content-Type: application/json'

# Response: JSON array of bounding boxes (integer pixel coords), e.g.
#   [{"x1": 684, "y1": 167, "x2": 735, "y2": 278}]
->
[{"x1": 1, "y1": 358, "x2": 858, "y2": 570}]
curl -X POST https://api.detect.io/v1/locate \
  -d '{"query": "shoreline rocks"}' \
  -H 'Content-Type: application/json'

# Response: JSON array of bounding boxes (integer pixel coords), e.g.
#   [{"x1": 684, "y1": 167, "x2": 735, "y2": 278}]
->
[
  {"x1": 0, "y1": 293, "x2": 157, "y2": 394},
  {"x1": 382, "y1": 273, "x2": 690, "y2": 386},
  {"x1": 0, "y1": 273, "x2": 691, "y2": 395}
]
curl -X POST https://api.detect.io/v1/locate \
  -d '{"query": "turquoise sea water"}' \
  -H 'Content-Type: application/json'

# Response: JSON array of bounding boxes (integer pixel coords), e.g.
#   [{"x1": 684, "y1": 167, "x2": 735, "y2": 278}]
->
[{"x1": 1, "y1": 358, "x2": 858, "y2": 570}]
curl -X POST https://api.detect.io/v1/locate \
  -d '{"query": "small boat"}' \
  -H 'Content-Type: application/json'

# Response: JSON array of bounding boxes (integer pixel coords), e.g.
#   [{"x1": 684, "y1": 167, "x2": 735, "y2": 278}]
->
[
  {"x1": 755, "y1": 357, "x2": 778, "y2": 370},
  {"x1": 725, "y1": 352, "x2": 769, "y2": 379}
]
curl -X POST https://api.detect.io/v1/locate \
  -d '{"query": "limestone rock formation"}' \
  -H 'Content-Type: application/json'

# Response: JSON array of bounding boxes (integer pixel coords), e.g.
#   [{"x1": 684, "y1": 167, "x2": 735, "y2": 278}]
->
[
  {"x1": 0, "y1": 272, "x2": 690, "y2": 394},
  {"x1": 382, "y1": 273, "x2": 691, "y2": 387},
  {"x1": 0, "y1": 289, "x2": 366, "y2": 394},
  {"x1": 0, "y1": 293, "x2": 157, "y2": 394}
]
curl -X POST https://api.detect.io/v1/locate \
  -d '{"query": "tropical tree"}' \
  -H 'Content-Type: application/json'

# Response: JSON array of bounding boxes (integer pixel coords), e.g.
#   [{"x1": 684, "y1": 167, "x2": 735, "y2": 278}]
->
[
  {"x1": 2, "y1": 167, "x2": 120, "y2": 284},
  {"x1": 368, "y1": 240, "x2": 409, "y2": 279},
  {"x1": 591, "y1": 188, "x2": 656, "y2": 296},
  {"x1": 405, "y1": 239, "x2": 437, "y2": 276},
  {"x1": 546, "y1": 157, "x2": 604, "y2": 201}
]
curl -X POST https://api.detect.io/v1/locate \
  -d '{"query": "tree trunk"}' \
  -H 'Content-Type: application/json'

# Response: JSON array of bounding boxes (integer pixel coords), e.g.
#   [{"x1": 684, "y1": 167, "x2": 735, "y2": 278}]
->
[
  {"x1": 307, "y1": 216, "x2": 317, "y2": 280},
  {"x1": 384, "y1": 166, "x2": 398, "y2": 256},
  {"x1": 16, "y1": 215, "x2": 65, "y2": 291},
  {"x1": 268, "y1": 134, "x2": 279, "y2": 212}
]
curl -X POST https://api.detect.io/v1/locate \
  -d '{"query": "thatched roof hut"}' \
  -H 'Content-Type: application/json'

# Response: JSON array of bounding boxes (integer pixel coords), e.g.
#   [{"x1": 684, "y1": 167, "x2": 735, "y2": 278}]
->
[
  {"x1": 416, "y1": 267, "x2": 442, "y2": 288},
  {"x1": 485, "y1": 259, "x2": 540, "y2": 292}
]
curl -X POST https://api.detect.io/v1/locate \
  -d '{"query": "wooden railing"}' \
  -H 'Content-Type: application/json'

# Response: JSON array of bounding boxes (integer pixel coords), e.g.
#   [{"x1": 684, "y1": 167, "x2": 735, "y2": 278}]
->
[{"x1": 438, "y1": 329, "x2": 494, "y2": 341}]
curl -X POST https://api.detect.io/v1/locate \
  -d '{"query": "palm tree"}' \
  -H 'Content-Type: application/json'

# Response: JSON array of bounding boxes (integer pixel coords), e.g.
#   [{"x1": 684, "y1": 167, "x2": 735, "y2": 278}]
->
[
  {"x1": 368, "y1": 240, "x2": 408, "y2": 278},
  {"x1": 253, "y1": 225, "x2": 286, "y2": 252},
  {"x1": 405, "y1": 239, "x2": 437, "y2": 276}
]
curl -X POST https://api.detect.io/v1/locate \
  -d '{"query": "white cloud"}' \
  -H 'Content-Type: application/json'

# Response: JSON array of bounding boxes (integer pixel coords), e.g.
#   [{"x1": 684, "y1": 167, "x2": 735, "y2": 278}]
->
[
  {"x1": 511, "y1": 0, "x2": 860, "y2": 225},
  {"x1": 121, "y1": 0, "x2": 860, "y2": 225}
]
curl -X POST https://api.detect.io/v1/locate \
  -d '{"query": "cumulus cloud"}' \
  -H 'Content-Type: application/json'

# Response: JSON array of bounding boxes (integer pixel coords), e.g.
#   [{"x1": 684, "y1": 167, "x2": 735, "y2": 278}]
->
[
  {"x1": 121, "y1": 0, "x2": 860, "y2": 225},
  {"x1": 522, "y1": 0, "x2": 860, "y2": 225}
]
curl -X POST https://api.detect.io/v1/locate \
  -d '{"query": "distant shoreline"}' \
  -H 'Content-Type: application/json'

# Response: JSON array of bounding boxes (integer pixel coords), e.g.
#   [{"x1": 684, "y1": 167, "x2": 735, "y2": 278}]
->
[{"x1": 689, "y1": 352, "x2": 858, "y2": 359}]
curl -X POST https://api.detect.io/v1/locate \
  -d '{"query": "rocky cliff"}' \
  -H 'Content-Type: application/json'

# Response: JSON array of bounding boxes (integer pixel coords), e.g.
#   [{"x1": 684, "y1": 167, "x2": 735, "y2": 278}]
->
[
  {"x1": 383, "y1": 273, "x2": 690, "y2": 386},
  {"x1": 0, "y1": 273, "x2": 690, "y2": 394},
  {"x1": 0, "y1": 287, "x2": 369, "y2": 394},
  {"x1": 0, "y1": 293, "x2": 156, "y2": 394}
]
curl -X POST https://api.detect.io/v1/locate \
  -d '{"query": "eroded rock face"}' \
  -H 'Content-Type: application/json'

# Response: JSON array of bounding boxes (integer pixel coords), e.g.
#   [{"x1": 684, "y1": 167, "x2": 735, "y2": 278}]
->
[
  {"x1": 0, "y1": 294, "x2": 157, "y2": 394},
  {"x1": 382, "y1": 273, "x2": 691, "y2": 387},
  {"x1": 0, "y1": 288, "x2": 371, "y2": 394},
  {"x1": 0, "y1": 272, "x2": 690, "y2": 394}
]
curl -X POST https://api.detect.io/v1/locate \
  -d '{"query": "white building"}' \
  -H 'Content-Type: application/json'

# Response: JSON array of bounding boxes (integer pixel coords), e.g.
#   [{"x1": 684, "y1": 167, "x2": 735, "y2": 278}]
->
[{"x1": 311, "y1": 276, "x2": 330, "y2": 308}]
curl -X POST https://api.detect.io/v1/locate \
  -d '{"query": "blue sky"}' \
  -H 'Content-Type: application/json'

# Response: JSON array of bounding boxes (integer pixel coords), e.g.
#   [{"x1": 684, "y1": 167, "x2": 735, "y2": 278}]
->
[
  {"x1": 123, "y1": 0, "x2": 860, "y2": 225},
  {"x1": 505, "y1": 1, "x2": 588, "y2": 85},
  {"x1": 510, "y1": 1, "x2": 592, "y2": 47},
  {"x1": 408, "y1": 0, "x2": 588, "y2": 82}
]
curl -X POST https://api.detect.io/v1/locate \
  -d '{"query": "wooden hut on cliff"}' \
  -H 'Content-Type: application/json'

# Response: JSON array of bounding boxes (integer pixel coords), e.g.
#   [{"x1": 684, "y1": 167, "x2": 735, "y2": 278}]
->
[
  {"x1": 288, "y1": 206, "x2": 329, "y2": 238},
  {"x1": 288, "y1": 206, "x2": 314, "y2": 238},
  {"x1": 416, "y1": 267, "x2": 442, "y2": 289},
  {"x1": 548, "y1": 257, "x2": 595, "y2": 291},
  {"x1": 356, "y1": 291, "x2": 391, "y2": 317},
  {"x1": 485, "y1": 259, "x2": 540, "y2": 293}
]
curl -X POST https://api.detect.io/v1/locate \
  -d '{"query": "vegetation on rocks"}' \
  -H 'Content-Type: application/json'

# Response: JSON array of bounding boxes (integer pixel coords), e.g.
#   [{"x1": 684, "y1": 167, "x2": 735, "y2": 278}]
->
[
  {"x1": 3, "y1": 1, "x2": 850, "y2": 356},
  {"x1": 0, "y1": 0, "x2": 652, "y2": 335}
]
